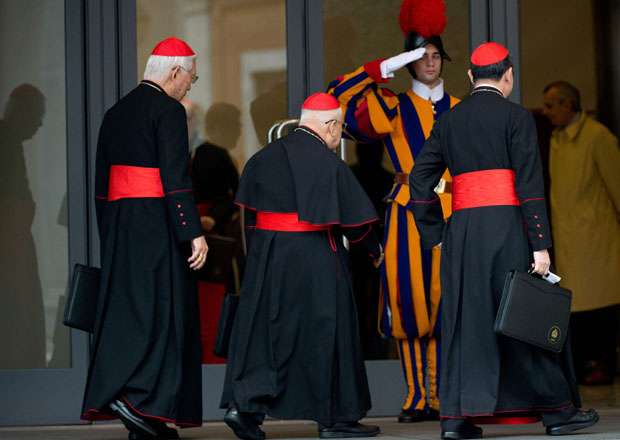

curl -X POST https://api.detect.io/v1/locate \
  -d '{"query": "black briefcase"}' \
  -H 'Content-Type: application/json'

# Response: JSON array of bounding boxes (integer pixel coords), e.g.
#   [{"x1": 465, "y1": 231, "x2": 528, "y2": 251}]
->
[
  {"x1": 213, "y1": 293, "x2": 239, "y2": 358},
  {"x1": 494, "y1": 270, "x2": 572, "y2": 353},
  {"x1": 63, "y1": 264, "x2": 101, "y2": 333}
]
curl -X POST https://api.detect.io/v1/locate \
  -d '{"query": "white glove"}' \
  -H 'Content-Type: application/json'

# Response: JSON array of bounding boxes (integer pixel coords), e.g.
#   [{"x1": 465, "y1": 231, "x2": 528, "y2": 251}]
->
[{"x1": 380, "y1": 48, "x2": 426, "y2": 79}]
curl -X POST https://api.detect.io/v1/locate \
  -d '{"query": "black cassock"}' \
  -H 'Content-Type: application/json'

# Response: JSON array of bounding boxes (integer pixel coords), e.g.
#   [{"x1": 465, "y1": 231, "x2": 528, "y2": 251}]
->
[
  {"x1": 191, "y1": 141, "x2": 239, "y2": 234},
  {"x1": 409, "y1": 86, "x2": 580, "y2": 420},
  {"x1": 82, "y1": 81, "x2": 203, "y2": 426},
  {"x1": 220, "y1": 127, "x2": 380, "y2": 425}
]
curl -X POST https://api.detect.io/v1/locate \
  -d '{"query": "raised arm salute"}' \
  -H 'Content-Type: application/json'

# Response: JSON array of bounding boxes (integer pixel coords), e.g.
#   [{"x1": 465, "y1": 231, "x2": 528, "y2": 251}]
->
[{"x1": 327, "y1": 0, "x2": 458, "y2": 422}]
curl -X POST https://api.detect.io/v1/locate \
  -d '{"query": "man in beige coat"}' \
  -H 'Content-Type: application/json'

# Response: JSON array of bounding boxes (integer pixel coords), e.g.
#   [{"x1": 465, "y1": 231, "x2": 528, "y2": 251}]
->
[{"x1": 543, "y1": 81, "x2": 620, "y2": 385}]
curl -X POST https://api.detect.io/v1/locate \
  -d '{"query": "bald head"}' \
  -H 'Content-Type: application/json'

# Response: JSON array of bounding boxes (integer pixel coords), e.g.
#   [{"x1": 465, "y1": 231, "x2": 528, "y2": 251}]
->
[
  {"x1": 542, "y1": 81, "x2": 581, "y2": 127},
  {"x1": 298, "y1": 107, "x2": 344, "y2": 151}
]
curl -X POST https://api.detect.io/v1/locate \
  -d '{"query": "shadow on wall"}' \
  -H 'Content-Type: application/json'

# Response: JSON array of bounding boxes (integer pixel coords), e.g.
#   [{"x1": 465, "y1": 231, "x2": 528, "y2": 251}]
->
[{"x1": 0, "y1": 84, "x2": 47, "y2": 369}]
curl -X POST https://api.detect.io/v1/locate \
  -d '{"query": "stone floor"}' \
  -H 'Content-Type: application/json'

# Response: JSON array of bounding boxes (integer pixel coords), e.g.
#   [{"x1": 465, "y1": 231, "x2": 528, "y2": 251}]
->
[{"x1": 2, "y1": 384, "x2": 619, "y2": 440}]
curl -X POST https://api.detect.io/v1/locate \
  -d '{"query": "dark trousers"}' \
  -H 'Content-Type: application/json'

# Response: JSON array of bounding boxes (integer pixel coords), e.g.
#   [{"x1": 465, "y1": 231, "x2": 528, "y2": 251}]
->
[{"x1": 570, "y1": 305, "x2": 619, "y2": 381}]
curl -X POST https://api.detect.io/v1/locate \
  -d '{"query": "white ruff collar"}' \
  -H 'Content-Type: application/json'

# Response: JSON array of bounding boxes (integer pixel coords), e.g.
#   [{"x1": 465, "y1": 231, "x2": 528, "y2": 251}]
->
[{"x1": 412, "y1": 78, "x2": 444, "y2": 103}]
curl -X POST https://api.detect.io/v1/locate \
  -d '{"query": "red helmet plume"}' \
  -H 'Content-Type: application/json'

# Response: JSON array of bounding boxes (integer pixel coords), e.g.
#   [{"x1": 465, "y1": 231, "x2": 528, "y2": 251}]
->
[{"x1": 399, "y1": 0, "x2": 447, "y2": 38}]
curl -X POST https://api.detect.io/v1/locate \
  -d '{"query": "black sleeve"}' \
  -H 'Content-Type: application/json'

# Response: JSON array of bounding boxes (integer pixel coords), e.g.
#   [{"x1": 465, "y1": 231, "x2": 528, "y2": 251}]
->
[
  {"x1": 409, "y1": 119, "x2": 447, "y2": 249},
  {"x1": 342, "y1": 224, "x2": 381, "y2": 259},
  {"x1": 225, "y1": 151, "x2": 240, "y2": 197},
  {"x1": 94, "y1": 117, "x2": 108, "y2": 241},
  {"x1": 242, "y1": 208, "x2": 256, "y2": 253},
  {"x1": 209, "y1": 152, "x2": 240, "y2": 226},
  {"x1": 190, "y1": 145, "x2": 206, "y2": 200},
  {"x1": 157, "y1": 103, "x2": 203, "y2": 243},
  {"x1": 510, "y1": 109, "x2": 552, "y2": 251}
]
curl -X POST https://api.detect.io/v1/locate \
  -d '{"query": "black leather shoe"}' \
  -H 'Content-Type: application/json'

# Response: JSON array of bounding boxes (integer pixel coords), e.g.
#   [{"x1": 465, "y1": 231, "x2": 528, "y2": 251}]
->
[
  {"x1": 545, "y1": 408, "x2": 599, "y2": 436},
  {"x1": 128, "y1": 432, "x2": 157, "y2": 440},
  {"x1": 424, "y1": 407, "x2": 440, "y2": 421},
  {"x1": 441, "y1": 424, "x2": 483, "y2": 439},
  {"x1": 398, "y1": 408, "x2": 427, "y2": 423},
  {"x1": 318, "y1": 422, "x2": 380, "y2": 438},
  {"x1": 147, "y1": 420, "x2": 180, "y2": 439},
  {"x1": 224, "y1": 407, "x2": 266, "y2": 440},
  {"x1": 110, "y1": 400, "x2": 158, "y2": 438}
]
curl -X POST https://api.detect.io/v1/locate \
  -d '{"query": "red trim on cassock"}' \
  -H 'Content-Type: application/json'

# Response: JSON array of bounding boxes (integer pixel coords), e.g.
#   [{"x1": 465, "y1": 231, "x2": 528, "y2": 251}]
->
[
  {"x1": 107, "y1": 165, "x2": 164, "y2": 201},
  {"x1": 235, "y1": 201, "x2": 257, "y2": 211},
  {"x1": 521, "y1": 197, "x2": 545, "y2": 203},
  {"x1": 82, "y1": 403, "x2": 200, "y2": 428},
  {"x1": 452, "y1": 169, "x2": 519, "y2": 212},
  {"x1": 348, "y1": 224, "x2": 372, "y2": 244},
  {"x1": 121, "y1": 398, "x2": 201, "y2": 428},
  {"x1": 440, "y1": 401, "x2": 574, "y2": 425},
  {"x1": 363, "y1": 58, "x2": 389, "y2": 83},
  {"x1": 411, "y1": 197, "x2": 441, "y2": 205},
  {"x1": 469, "y1": 416, "x2": 541, "y2": 425},
  {"x1": 165, "y1": 188, "x2": 193, "y2": 195}
]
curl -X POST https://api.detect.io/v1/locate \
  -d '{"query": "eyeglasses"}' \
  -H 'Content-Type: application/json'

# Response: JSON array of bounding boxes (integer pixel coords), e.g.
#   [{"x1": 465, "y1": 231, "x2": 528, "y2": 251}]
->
[
  {"x1": 325, "y1": 119, "x2": 348, "y2": 130},
  {"x1": 177, "y1": 65, "x2": 199, "y2": 84}
]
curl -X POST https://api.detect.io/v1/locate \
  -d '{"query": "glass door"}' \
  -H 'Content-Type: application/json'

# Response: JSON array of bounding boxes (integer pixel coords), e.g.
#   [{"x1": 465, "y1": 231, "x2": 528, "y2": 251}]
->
[
  {"x1": 136, "y1": 0, "x2": 289, "y2": 421},
  {"x1": 0, "y1": 0, "x2": 90, "y2": 425}
]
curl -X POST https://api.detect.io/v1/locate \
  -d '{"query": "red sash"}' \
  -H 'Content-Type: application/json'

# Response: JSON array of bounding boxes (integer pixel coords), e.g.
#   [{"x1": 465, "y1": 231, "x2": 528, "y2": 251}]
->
[
  {"x1": 107, "y1": 165, "x2": 164, "y2": 201},
  {"x1": 255, "y1": 212, "x2": 329, "y2": 232},
  {"x1": 452, "y1": 169, "x2": 519, "y2": 212}
]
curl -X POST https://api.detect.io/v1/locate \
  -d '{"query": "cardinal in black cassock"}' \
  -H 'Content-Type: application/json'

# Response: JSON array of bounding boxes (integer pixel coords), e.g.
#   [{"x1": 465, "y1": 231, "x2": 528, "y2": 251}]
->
[
  {"x1": 409, "y1": 43, "x2": 599, "y2": 439},
  {"x1": 82, "y1": 37, "x2": 208, "y2": 440},
  {"x1": 220, "y1": 93, "x2": 382, "y2": 440}
]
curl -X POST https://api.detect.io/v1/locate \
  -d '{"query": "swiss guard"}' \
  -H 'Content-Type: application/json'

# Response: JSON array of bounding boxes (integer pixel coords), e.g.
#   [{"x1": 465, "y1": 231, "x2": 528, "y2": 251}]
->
[
  {"x1": 410, "y1": 42, "x2": 599, "y2": 440},
  {"x1": 328, "y1": 0, "x2": 458, "y2": 423},
  {"x1": 82, "y1": 37, "x2": 208, "y2": 440}
]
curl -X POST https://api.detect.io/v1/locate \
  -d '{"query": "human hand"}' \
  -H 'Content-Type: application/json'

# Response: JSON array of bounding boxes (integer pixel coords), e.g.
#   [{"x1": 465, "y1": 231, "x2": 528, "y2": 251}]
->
[
  {"x1": 200, "y1": 215, "x2": 216, "y2": 232},
  {"x1": 531, "y1": 249, "x2": 551, "y2": 276},
  {"x1": 373, "y1": 245, "x2": 385, "y2": 268},
  {"x1": 380, "y1": 48, "x2": 427, "y2": 79},
  {"x1": 373, "y1": 252, "x2": 385, "y2": 269},
  {"x1": 188, "y1": 235, "x2": 209, "y2": 270}
]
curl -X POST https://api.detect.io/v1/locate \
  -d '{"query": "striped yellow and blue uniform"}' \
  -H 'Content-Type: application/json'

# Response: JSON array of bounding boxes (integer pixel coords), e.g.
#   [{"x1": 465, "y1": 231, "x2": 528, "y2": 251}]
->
[{"x1": 327, "y1": 59, "x2": 458, "y2": 412}]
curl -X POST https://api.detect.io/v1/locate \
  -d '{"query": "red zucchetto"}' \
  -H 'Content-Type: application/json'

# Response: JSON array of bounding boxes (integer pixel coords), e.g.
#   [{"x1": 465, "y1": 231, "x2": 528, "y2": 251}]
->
[
  {"x1": 302, "y1": 93, "x2": 340, "y2": 111},
  {"x1": 151, "y1": 37, "x2": 196, "y2": 57},
  {"x1": 470, "y1": 42, "x2": 509, "y2": 67}
]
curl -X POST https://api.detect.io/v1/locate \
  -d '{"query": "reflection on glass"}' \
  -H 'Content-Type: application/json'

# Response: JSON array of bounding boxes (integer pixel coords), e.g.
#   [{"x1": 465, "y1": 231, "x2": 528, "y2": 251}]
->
[
  {"x1": 520, "y1": 0, "x2": 600, "y2": 203},
  {"x1": 520, "y1": 0, "x2": 598, "y2": 112},
  {"x1": 137, "y1": 0, "x2": 287, "y2": 365},
  {"x1": 0, "y1": 0, "x2": 70, "y2": 369},
  {"x1": 323, "y1": 0, "x2": 470, "y2": 360},
  {"x1": 137, "y1": 0, "x2": 287, "y2": 164}
]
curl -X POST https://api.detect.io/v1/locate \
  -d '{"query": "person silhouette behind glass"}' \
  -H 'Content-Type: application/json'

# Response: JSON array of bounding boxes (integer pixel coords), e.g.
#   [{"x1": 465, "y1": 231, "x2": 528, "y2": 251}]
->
[{"x1": 0, "y1": 84, "x2": 47, "y2": 369}]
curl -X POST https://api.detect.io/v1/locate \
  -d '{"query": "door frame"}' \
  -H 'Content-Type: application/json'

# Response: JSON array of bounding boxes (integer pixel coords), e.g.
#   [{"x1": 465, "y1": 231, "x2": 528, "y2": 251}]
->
[{"x1": 0, "y1": 0, "x2": 90, "y2": 426}]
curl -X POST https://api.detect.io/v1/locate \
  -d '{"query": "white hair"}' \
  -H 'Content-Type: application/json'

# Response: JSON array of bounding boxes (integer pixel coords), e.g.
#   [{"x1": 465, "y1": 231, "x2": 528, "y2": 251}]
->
[
  {"x1": 299, "y1": 107, "x2": 342, "y2": 125},
  {"x1": 143, "y1": 55, "x2": 196, "y2": 82}
]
